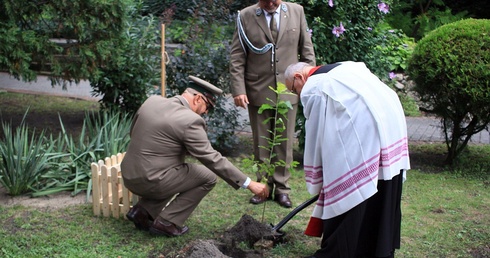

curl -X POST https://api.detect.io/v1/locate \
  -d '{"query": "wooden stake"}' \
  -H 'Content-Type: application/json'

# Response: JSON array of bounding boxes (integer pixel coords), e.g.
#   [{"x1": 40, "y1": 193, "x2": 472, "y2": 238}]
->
[{"x1": 161, "y1": 24, "x2": 166, "y2": 97}]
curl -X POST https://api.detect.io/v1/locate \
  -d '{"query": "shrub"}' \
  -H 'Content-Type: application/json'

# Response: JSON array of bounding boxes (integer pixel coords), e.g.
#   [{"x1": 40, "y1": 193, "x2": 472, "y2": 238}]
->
[
  {"x1": 164, "y1": 8, "x2": 243, "y2": 152},
  {"x1": 370, "y1": 23, "x2": 416, "y2": 73},
  {"x1": 89, "y1": 6, "x2": 161, "y2": 115},
  {"x1": 407, "y1": 18, "x2": 490, "y2": 164}
]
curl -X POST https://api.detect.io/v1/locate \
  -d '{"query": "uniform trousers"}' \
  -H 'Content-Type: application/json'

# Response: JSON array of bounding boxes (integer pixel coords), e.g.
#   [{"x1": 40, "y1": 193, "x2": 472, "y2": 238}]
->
[
  {"x1": 247, "y1": 102, "x2": 297, "y2": 194},
  {"x1": 125, "y1": 163, "x2": 217, "y2": 227}
]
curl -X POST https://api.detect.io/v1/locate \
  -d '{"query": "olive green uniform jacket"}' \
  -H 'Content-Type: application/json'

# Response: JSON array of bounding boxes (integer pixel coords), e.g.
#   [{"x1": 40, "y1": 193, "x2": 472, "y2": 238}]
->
[
  {"x1": 121, "y1": 95, "x2": 247, "y2": 225},
  {"x1": 229, "y1": 2, "x2": 315, "y2": 193}
]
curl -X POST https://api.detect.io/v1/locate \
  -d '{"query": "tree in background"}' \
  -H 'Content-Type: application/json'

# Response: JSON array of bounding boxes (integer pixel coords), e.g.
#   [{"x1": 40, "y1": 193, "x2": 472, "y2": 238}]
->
[
  {"x1": 89, "y1": 3, "x2": 161, "y2": 114},
  {"x1": 407, "y1": 18, "x2": 490, "y2": 164},
  {"x1": 0, "y1": 0, "x2": 128, "y2": 87}
]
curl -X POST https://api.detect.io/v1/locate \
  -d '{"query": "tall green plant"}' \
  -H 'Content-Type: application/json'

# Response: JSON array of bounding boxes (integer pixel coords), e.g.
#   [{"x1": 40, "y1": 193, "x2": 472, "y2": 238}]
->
[
  {"x1": 0, "y1": 116, "x2": 62, "y2": 196},
  {"x1": 242, "y1": 83, "x2": 299, "y2": 222},
  {"x1": 83, "y1": 111, "x2": 133, "y2": 159},
  {"x1": 89, "y1": 6, "x2": 161, "y2": 115},
  {"x1": 31, "y1": 110, "x2": 132, "y2": 198}
]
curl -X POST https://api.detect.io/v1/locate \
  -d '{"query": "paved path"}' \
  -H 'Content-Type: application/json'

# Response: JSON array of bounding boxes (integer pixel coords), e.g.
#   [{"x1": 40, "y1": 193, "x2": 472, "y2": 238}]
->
[{"x1": 1, "y1": 72, "x2": 488, "y2": 144}]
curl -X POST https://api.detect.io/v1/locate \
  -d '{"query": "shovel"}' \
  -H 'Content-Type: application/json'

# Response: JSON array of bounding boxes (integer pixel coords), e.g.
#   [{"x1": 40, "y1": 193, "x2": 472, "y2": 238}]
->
[{"x1": 270, "y1": 194, "x2": 319, "y2": 238}]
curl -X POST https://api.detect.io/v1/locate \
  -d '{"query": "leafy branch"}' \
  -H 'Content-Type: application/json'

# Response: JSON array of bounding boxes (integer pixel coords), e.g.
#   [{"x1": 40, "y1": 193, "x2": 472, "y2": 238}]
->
[{"x1": 242, "y1": 82, "x2": 299, "y2": 222}]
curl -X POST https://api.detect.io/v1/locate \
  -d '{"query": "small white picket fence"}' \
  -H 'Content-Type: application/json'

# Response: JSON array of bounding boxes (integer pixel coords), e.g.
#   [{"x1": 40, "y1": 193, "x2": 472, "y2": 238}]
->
[{"x1": 90, "y1": 152, "x2": 138, "y2": 219}]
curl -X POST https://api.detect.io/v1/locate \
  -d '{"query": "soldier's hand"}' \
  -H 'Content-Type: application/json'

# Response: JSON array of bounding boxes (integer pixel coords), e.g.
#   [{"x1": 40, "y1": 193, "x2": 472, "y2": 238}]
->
[
  {"x1": 247, "y1": 181, "x2": 269, "y2": 198},
  {"x1": 233, "y1": 94, "x2": 249, "y2": 108}
]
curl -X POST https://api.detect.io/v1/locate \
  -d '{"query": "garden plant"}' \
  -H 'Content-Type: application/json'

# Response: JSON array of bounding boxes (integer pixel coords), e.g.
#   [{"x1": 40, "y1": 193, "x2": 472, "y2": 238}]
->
[
  {"x1": 407, "y1": 18, "x2": 490, "y2": 164},
  {"x1": 242, "y1": 83, "x2": 299, "y2": 222}
]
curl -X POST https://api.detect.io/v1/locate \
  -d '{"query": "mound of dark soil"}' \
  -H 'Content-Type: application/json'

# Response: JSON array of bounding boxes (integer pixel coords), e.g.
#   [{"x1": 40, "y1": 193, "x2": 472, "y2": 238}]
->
[{"x1": 179, "y1": 214, "x2": 283, "y2": 258}]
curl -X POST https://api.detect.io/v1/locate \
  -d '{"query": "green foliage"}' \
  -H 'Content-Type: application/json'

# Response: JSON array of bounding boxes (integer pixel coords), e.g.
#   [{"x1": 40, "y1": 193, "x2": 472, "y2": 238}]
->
[
  {"x1": 255, "y1": 83, "x2": 299, "y2": 178},
  {"x1": 0, "y1": 113, "x2": 63, "y2": 196},
  {"x1": 242, "y1": 83, "x2": 299, "y2": 220},
  {"x1": 1, "y1": 144, "x2": 490, "y2": 257},
  {"x1": 31, "y1": 110, "x2": 132, "y2": 198},
  {"x1": 89, "y1": 7, "x2": 161, "y2": 115},
  {"x1": 0, "y1": 108, "x2": 132, "y2": 198},
  {"x1": 295, "y1": 0, "x2": 393, "y2": 76},
  {"x1": 398, "y1": 92, "x2": 421, "y2": 117},
  {"x1": 164, "y1": 8, "x2": 243, "y2": 151},
  {"x1": 386, "y1": 0, "x2": 469, "y2": 41},
  {"x1": 142, "y1": 0, "x2": 256, "y2": 21},
  {"x1": 0, "y1": 0, "x2": 128, "y2": 86},
  {"x1": 83, "y1": 111, "x2": 133, "y2": 159},
  {"x1": 371, "y1": 23, "x2": 416, "y2": 72},
  {"x1": 142, "y1": 0, "x2": 196, "y2": 20},
  {"x1": 204, "y1": 96, "x2": 245, "y2": 152},
  {"x1": 407, "y1": 18, "x2": 490, "y2": 164}
]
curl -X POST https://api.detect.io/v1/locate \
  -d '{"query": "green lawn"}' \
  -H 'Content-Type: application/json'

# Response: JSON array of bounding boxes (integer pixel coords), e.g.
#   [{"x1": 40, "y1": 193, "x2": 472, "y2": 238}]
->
[
  {"x1": 0, "y1": 92, "x2": 489, "y2": 257},
  {"x1": 1, "y1": 156, "x2": 489, "y2": 257}
]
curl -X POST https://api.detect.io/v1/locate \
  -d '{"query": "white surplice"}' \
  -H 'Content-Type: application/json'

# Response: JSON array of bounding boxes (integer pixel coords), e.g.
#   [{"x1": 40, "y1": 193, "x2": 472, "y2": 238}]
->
[{"x1": 302, "y1": 62, "x2": 410, "y2": 222}]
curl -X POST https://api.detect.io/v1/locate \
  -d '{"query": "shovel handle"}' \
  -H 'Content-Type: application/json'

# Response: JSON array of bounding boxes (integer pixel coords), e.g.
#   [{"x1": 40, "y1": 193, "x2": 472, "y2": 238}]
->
[{"x1": 272, "y1": 194, "x2": 319, "y2": 232}]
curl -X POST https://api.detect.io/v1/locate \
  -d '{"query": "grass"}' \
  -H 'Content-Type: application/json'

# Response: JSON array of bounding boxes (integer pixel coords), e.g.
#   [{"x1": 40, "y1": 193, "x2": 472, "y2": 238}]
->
[
  {"x1": 0, "y1": 91, "x2": 99, "y2": 138},
  {"x1": 1, "y1": 144, "x2": 489, "y2": 257},
  {"x1": 0, "y1": 92, "x2": 489, "y2": 257},
  {"x1": 0, "y1": 91, "x2": 98, "y2": 114}
]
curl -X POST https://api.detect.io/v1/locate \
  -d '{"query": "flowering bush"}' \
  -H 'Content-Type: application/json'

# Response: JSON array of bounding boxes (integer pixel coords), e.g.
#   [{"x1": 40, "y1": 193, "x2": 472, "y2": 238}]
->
[
  {"x1": 369, "y1": 23, "x2": 416, "y2": 75},
  {"x1": 295, "y1": 0, "x2": 393, "y2": 75}
]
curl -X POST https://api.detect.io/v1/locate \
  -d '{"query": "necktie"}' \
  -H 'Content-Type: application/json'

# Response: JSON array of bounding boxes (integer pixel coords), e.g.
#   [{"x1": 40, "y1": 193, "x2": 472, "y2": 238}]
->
[{"x1": 269, "y1": 12, "x2": 278, "y2": 42}]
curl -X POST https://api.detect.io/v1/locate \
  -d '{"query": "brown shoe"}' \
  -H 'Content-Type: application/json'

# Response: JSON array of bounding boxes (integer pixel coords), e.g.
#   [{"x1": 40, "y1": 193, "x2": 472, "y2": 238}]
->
[
  {"x1": 126, "y1": 203, "x2": 153, "y2": 230},
  {"x1": 275, "y1": 194, "x2": 292, "y2": 208},
  {"x1": 249, "y1": 194, "x2": 269, "y2": 204},
  {"x1": 149, "y1": 217, "x2": 189, "y2": 237}
]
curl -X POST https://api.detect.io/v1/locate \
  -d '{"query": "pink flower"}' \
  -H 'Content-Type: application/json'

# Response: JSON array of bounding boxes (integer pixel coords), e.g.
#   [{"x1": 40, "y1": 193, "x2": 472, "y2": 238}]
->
[
  {"x1": 378, "y1": 2, "x2": 390, "y2": 14},
  {"x1": 332, "y1": 22, "x2": 345, "y2": 37},
  {"x1": 389, "y1": 71, "x2": 396, "y2": 80},
  {"x1": 307, "y1": 28, "x2": 313, "y2": 37},
  {"x1": 328, "y1": 0, "x2": 334, "y2": 7}
]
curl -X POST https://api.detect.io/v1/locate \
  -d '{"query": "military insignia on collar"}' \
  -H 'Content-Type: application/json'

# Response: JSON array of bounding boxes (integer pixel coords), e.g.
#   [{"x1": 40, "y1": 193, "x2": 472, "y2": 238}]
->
[
  {"x1": 256, "y1": 8, "x2": 262, "y2": 16},
  {"x1": 281, "y1": 3, "x2": 287, "y2": 12}
]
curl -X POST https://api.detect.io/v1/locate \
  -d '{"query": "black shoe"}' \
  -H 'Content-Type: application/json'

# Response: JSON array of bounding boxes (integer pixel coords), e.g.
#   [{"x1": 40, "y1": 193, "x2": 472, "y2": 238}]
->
[{"x1": 126, "y1": 203, "x2": 153, "y2": 231}]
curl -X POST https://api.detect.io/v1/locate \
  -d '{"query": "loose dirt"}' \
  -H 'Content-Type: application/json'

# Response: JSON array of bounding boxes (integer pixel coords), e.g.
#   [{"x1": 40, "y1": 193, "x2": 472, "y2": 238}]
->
[{"x1": 178, "y1": 214, "x2": 282, "y2": 258}]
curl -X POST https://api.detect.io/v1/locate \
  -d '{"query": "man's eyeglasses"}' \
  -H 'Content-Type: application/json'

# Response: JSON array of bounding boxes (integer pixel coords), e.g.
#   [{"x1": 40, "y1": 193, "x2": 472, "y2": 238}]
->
[
  {"x1": 291, "y1": 76, "x2": 298, "y2": 94},
  {"x1": 201, "y1": 95, "x2": 213, "y2": 110}
]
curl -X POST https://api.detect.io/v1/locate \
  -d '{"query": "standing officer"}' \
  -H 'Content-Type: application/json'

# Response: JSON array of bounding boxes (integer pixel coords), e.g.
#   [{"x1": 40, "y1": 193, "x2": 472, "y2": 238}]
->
[{"x1": 230, "y1": 0, "x2": 316, "y2": 208}]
